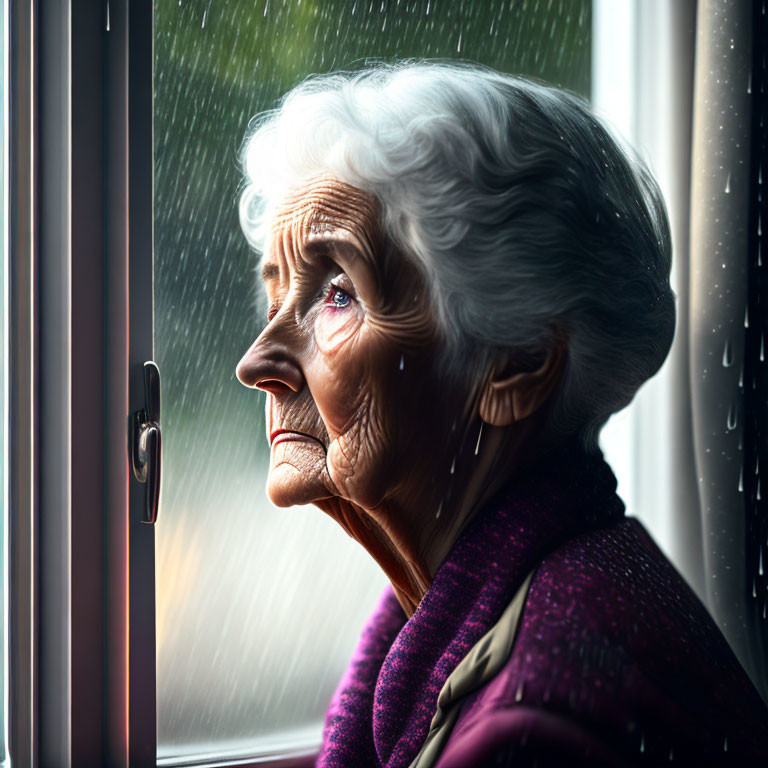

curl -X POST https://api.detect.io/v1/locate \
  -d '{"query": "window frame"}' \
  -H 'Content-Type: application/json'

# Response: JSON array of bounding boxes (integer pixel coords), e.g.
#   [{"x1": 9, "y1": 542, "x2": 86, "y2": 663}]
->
[
  {"x1": 8, "y1": 0, "x2": 36, "y2": 762},
  {"x1": 7, "y1": 0, "x2": 158, "y2": 764}
]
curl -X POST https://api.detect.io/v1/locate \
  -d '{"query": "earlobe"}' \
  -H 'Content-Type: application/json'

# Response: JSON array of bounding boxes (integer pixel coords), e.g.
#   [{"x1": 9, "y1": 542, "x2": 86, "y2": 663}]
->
[{"x1": 478, "y1": 337, "x2": 567, "y2": 426}]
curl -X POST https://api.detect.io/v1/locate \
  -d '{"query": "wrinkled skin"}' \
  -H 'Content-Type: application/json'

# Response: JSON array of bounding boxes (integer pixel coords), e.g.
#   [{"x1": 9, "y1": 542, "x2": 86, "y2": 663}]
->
[{"x1": 236, "y1": 176, "x2": 566, "y2": 616}]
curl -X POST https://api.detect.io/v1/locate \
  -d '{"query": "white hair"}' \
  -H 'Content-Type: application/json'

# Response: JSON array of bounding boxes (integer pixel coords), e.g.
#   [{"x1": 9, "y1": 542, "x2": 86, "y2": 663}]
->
[{"x1": 239, "y1": 61, "x2": 676, "y2": 452}]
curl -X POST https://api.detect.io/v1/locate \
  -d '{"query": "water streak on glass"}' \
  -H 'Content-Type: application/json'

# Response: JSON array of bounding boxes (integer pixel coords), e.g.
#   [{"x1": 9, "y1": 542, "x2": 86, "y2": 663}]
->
[{"x1": 154, "y1": 0, "x2": 591, "y2": 759}]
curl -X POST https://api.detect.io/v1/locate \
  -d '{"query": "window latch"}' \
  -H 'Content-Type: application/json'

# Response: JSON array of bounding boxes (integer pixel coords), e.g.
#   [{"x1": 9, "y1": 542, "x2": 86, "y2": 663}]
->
[{"x1": 132, "y1": 361, "x2": 162, "y2": 524}]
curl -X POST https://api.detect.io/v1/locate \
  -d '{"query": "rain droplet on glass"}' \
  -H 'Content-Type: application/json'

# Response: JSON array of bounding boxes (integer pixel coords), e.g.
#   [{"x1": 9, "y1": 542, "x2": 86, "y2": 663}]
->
[
  {"x1": 725, "y1": 172, "x2": 731, "y2": 194},
  {"x1": 722, "y1": 339, "x2": 733, "y2": 367},
  {"x1": 474, "y1": 422, "x2": 483, "y2": 455},
  {"x1": 727, "y1": 404, "x2": 738, "y2": 431}
]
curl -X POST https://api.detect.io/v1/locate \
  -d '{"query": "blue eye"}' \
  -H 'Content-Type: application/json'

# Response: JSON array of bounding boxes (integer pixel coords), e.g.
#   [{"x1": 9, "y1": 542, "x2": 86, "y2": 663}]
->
[{"x1": 328, "y1": 286, "x2": 352, "y2": 308}]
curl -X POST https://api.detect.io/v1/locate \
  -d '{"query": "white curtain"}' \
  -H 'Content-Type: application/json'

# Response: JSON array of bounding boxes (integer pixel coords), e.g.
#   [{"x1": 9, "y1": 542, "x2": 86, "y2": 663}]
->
[{"x1": 593, "y1": 0, "x2": 703, "y2": 598}]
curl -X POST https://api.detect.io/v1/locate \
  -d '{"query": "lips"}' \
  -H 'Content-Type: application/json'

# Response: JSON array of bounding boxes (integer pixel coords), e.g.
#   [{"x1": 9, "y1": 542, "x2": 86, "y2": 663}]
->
[{"x1": 270, "y1": 428, "x2": 324, "y2": 447}]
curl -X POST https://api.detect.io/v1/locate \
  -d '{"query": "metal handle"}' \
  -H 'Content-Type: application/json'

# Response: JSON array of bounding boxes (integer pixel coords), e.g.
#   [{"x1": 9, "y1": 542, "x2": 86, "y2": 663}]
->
[{"x1": 132, "y1": 361, "x2": 162, "y2": 524}]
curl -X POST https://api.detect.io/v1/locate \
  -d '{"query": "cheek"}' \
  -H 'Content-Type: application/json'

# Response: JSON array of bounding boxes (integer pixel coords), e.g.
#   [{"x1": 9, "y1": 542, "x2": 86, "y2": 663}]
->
[
  {"x1": 313, "y1": 305, "x2": 364, "y2": 354},
  {"x1": 310, "y1": 306, "x2": 368, "y2": 428},
  {"x1": 309, "y1": 308, "x2": 386, "y2": 440}
]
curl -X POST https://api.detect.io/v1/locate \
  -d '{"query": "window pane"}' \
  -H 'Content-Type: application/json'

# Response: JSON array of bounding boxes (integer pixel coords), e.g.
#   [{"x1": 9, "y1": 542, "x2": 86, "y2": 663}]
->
[{"x1": 154, "y1": 1, "x2": 591, "y2": 761}]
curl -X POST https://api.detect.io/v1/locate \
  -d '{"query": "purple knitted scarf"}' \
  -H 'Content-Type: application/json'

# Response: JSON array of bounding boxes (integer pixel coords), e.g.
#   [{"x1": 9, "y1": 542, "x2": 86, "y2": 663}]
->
[{"x1": 316, "y1": 437, "x2": 626, "y2": 768}]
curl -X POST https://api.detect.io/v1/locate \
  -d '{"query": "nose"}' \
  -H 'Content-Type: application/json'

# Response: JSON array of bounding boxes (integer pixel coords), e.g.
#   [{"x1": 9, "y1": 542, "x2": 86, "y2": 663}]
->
[{"x1": 236, "y1": 337, "x2": 304, "y2": 396}]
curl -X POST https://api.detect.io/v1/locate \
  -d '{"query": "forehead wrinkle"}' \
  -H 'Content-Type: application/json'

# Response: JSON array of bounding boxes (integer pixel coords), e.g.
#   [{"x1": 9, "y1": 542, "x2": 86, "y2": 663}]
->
[
  {"x1": 270, "y1": 178, "x2": 382, "y2": 275},
  {"x1": 271, "y1": 176, "x2": 378, "y2": 227}
]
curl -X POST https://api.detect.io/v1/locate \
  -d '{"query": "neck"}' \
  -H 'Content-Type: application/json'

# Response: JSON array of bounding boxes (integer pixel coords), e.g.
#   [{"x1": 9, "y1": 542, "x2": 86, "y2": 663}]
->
[
  {"x1": 330, "y1": 412, "x2": 566, "y2": 618},
  {"x1": 418, "y1": 414, "x2": 564, "y2": 601}
]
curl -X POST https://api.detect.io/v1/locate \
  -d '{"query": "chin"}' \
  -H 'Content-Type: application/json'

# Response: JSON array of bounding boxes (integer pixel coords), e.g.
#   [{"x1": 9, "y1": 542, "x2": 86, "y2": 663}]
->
[
  {"x1": 267, "y1": 441, "x2": 332, "y2": 507},
  {"x1": 266, "y1": 468, "x2": 330, "y2": 507}
]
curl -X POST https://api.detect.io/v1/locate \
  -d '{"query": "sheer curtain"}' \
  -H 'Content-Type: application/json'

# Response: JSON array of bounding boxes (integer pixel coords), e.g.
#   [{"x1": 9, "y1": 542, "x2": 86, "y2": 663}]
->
[
  {"x1": 596, "y1": 0, "x2": 768, "y2": 702},
  {"x1": 594, "y1": 0, "x2": 702, "y2": 597}
]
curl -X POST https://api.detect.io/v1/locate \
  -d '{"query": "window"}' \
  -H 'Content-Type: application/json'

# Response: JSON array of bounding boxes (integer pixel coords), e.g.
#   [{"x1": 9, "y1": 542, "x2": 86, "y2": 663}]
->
[{"x1": 11, "y1": 0, "x2": 766, "y2": 765}]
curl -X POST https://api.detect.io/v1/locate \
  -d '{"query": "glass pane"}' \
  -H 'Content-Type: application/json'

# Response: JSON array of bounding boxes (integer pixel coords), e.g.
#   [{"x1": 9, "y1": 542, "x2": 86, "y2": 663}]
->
[{"x1": 154, "y1": 0, "x2": 591, "y2": 761}]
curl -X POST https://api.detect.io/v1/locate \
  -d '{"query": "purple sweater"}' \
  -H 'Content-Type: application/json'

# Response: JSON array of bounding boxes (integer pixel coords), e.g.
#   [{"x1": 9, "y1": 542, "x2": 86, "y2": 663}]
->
[{"x1": 316, "y1": 438, "x2": 768, "y2": 767}]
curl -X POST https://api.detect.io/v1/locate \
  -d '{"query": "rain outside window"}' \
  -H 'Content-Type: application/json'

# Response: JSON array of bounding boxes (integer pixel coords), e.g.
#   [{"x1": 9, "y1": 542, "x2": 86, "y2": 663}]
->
[{"x1": 154, "y1": 0, "x2": 591, "y2": 760}]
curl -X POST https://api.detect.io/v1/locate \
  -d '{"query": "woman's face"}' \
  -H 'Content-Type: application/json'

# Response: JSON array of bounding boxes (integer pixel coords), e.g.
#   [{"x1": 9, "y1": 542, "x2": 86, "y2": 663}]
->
[{"x1": 236, "y1": 176, "x2": 470, "y2": 530}]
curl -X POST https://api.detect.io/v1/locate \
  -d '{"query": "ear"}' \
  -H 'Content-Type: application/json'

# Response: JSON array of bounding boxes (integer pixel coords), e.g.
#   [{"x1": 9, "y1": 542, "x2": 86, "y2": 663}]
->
[{"x1": 478, "y1": 335, "x2": 567, "y2": 426}]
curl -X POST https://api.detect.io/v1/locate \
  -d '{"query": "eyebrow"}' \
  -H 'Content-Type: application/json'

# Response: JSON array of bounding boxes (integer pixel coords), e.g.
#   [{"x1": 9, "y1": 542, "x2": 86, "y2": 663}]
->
[
  {"x1": 260, "y1": 234, "x2": 361, "y2": 284},
  {"x1": 261, "y1": 262, "x2": 279, "y2": 282},
  {"x1": 303, "y1": 234, "x2": 357, "y2": 263}
]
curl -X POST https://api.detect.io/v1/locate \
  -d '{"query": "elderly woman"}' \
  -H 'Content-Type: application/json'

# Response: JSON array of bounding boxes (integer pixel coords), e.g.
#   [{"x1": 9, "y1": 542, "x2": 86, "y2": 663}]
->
[{"x1": 235, "y1": 63, "x2": 767, "y2": 767}]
